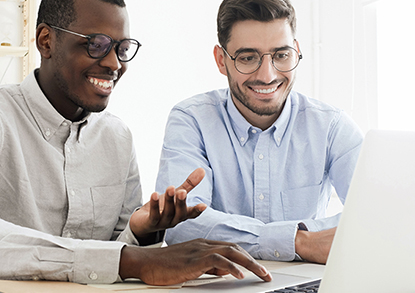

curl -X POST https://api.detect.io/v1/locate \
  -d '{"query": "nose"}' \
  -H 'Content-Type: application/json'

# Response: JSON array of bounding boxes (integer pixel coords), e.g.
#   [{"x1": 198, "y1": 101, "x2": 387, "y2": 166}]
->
[
  {"x1": 99, "y1": 46, "x2": 122, "y2": 72},
  {"x1": 254, "y1": 54, "x2": 279, "y2": 84}
]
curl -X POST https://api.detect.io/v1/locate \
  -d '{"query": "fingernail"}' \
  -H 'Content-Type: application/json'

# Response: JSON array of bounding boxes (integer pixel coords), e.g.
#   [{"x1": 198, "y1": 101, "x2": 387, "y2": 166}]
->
[
  {"x1": 197, "y1": 204, "x2": 207, "y2": 212},
  {"x1": 178, "y1": 192, "x2": 186, "y2": 200},
  {"x1": 260, "y1": 265, "x2": 269, "y2": 276},
  {"x1": 237, "y1": 270, "x2": 245, "y2": 279},
  {"x1": 152, "y1": 192, "x2": 160, "y2": 201}
]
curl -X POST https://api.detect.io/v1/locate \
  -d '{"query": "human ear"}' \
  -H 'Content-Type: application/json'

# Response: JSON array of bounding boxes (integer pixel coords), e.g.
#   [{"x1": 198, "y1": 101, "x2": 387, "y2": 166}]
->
[
  {"x1": 294, "y1": 39, "x2": 301, "y2": 53},
  {"x1": 36, "y1": 24, "x2": 53, "y2": 59},
  {"x1": 213, "y1": 45, "x2": 228, "y2": 76}
]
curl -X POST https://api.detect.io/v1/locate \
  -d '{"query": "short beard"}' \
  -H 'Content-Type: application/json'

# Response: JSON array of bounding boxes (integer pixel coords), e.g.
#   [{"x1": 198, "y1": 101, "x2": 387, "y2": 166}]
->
[
  {"x1": 53, "y1": 71, "x2": 106, "y2": 114},
  {"x1": 226, "y1": 67, "x2": 294, "y2": 116}
]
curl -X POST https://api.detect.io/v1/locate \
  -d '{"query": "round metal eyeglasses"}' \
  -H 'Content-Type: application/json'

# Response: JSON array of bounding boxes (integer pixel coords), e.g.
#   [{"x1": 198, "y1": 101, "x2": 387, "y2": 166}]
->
[
  {"x1": 221, "y1": 46, "x2": 302, "y2": 74},
  {"x1": 50, "y1": 25, "x2": 141, "y2": 62}
]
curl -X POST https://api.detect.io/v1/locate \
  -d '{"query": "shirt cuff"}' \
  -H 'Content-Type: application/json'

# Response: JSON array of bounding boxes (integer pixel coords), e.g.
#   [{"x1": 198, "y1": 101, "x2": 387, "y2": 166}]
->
[
  {"x1": 258, "y1": 221, "x2": 299, "y2": 261},
  {"x1": 117, "y1": 221, "x2": 140, "y2": 246},
  {"x1": 73, "y1": 240, "x2": 125, "y2": 284}
]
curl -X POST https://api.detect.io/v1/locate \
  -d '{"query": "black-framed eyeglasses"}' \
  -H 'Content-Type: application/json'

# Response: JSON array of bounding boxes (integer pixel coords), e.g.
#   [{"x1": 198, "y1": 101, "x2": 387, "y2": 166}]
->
[
  {"x1": 50, "y1": 25, "x2": 141, "y2": 62},
  {"x1": 221, "y1": 44, "x2": 302, "y2": 74}
]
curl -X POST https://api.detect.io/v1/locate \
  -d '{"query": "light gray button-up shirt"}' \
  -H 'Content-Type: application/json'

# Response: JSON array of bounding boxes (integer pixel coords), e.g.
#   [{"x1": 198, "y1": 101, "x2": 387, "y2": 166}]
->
[{"x1": 0, "y1": 71, "x2": 143, "y2": 283}]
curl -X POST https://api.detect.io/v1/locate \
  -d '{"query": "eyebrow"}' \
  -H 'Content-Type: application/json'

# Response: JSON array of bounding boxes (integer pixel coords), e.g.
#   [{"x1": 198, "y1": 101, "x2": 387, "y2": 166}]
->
[{"x1": 234, "y1": 45, "x2": 293, "y2": 56}]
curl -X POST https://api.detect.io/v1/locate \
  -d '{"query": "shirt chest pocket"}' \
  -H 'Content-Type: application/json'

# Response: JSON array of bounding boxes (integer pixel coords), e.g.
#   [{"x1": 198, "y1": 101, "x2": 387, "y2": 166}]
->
[
  {"x1": 91, "y1": 184, "x2": 125, "y2": 240},
  {"x1": 281, "y1": 183, "x2": 322, "y2": 221}
]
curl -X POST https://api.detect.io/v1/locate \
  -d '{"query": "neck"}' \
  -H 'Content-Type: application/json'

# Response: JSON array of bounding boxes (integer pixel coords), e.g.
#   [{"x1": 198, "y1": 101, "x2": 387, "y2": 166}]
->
[{"x1": 231, "y1": 96, "x2": 283, "y2": 131}]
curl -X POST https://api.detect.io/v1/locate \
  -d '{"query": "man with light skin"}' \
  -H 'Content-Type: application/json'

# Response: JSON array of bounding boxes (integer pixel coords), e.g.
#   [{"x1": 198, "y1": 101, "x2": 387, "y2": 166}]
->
[
  {"x1": 156, "y1": 0, "x2": 363, "y2": 264},
  {"x1": 0, "y1": 0, "x2": 272, "y2": 286}
]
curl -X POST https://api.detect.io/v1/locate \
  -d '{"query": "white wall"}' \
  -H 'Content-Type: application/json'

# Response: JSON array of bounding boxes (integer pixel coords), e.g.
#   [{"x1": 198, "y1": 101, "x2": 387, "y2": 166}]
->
[{"x1": 317, "y1": 0, "x2": 378, "y2": 134}]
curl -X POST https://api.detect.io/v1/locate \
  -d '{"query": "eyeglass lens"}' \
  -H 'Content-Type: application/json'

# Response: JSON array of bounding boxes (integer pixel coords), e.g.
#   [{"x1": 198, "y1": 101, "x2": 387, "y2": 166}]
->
[
  {"x1": 235, "y1": 47, "x2": 300, "y2": 74},
  {"x1": 88, "y1": 34, "x2": 139, "y2": 62}
]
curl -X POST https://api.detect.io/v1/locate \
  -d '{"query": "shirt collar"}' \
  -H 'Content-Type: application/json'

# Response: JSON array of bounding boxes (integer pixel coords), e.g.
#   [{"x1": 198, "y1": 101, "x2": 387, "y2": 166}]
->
[
  {"x1": 21, "y1": 70, "x2": 90, "y2": 141},
  {"x1": 226, "y1": 90, "x2": 293, "y2": 147},
  {"x1": 273, "y1": 93, "x2": 292, "y2": 146},
  {"x1": 226, "y1": 92, "x2": 252, "y2": 146}
]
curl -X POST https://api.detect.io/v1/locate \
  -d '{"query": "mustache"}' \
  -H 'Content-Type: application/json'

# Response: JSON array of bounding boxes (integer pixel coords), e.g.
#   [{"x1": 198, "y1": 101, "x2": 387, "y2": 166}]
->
[{"x1": 243, "y1": 79, "x2": 285, "y2": 87}]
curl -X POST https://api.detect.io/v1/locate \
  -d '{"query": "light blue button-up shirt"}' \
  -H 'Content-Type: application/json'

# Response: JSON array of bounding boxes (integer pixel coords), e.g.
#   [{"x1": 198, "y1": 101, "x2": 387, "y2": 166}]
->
[{"x1": 156, "y1": 88, "x2": 363, "y2": 261}]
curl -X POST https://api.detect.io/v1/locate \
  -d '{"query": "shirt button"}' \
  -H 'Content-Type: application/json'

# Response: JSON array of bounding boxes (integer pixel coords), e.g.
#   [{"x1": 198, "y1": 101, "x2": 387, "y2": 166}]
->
[
  {"x1": 258, "y1": 194, "x2": 264, "y2": 200},
  {"x1": 274, "y1": 251, "x2": 281, "y2": 258},
  {"x1": 62, "y1": 122, "x2": 68, "y2": 126},
  {"x1": 240, "y1": 137, "x2": 245, "y2": 142},
  {"x1": 89, "y1": 272, "x2": 98, "y2": 280},
  {"x1": 277, "y1": 137, "x2": 281, "y2": 143},
  {"x1": 258, "y1": 154, "x2": 264, "y2": 160},
  {"x1": 70, "y1": 190, "x2": 75, "y2": 196},
  {"x1": 251, "y1": 129, "x2": 257, "y2": 134},
  {"x1": 45, "y1": 129, "x2": 51, "y2": 137},
  {"x1": 32, "y1": 276, "x2": 40, "y2": 281}
]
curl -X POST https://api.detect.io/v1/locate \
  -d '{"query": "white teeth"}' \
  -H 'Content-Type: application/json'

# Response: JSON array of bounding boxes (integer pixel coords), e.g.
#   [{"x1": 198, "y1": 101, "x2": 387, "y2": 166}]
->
[
  {"x1": 89, "y1": 77, "x2": 112, "y2": 89},
  {"x1": 254, "y1": 87, "x2": 278, "y2": 94}
]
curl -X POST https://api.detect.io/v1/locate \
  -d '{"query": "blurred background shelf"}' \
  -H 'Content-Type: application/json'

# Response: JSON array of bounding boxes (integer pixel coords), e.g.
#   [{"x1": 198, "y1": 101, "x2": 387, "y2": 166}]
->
[
  {"x1": 0, "y1": 0, "x2": 36, "y2": 84},
  {"x1": 0, "y1": 46, "x2": 29, "y2": 57}
]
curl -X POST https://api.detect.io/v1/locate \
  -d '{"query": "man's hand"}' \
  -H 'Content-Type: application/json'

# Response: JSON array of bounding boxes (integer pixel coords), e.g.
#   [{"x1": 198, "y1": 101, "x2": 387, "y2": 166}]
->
[
  {"x1": 119, "y1": 238, "x2": 272, "y2": 285},
  {"x1": 129, "y1": 168, "x2": 207, "y2": 239},
  {"x1": 295, "y1": 227, "x2": 336, "y2": 264}
]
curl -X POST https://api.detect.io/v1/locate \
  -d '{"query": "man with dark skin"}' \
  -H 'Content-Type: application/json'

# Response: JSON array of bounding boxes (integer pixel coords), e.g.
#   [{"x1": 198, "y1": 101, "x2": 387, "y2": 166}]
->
[{"x1": 0, "y1": 0, "x2": 271, "y2": 286}]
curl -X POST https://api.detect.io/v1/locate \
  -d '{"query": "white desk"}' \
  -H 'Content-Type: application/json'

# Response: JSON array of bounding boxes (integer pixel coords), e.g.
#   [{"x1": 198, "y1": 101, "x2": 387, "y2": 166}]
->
[{"x1": 0, "y1": 261, "x2": 312, "y2": 293}]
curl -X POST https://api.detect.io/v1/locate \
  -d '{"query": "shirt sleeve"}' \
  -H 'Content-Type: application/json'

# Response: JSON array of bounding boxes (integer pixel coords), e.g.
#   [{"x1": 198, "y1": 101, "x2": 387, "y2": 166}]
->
[
  {"x1": 166, "y1": 207, "x2": 305, "y2": 261},
  {"x1": 0, "y1": 219, "x2": 125, "y2": 284},
  {"x1": 302, "y1": 111, "x2": 363, "y2": 231},
  {"x1": 326, "y1": 111, "x2": 364, "y2": 202}
]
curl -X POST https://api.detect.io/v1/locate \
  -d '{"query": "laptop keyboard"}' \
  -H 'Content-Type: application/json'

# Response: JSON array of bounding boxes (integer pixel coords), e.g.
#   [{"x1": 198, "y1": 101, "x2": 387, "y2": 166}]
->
[{"x1": 266, "y1": 279, "x2": 321, "y2": 292}]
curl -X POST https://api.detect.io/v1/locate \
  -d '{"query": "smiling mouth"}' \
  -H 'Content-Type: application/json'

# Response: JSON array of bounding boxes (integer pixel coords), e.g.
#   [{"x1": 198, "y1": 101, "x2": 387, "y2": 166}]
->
[
  {"x1": 249, "y1": 80, "x2": 283, "y2": 95},
  {"x1": 88, "y1": 77, "x2": 114, "y2": 90},
  {"x1": 253, "y1": 87, "x2": 278, "y2": 94}
]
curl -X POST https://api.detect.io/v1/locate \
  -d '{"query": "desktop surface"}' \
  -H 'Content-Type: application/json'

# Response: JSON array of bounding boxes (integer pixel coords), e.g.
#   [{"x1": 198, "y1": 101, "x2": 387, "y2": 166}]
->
[{"x1": 0, "y1": 261, "x2": 319, "y2": 293}]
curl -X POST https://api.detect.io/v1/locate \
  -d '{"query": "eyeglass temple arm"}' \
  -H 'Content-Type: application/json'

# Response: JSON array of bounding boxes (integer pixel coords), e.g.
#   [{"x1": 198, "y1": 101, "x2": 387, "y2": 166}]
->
[{"x1": 49, "y1": 25, "x2": 89, "y2": 39}]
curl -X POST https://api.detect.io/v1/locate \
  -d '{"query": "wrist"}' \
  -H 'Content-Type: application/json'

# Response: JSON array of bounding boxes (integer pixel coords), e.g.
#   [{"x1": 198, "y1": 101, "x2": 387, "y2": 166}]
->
[
  {"x1": 135, "y1": 230, "x2": 165, "y2": 246},
  {"x1": 119, "y1": 246, "x2": 146, "y2": 280},
  {"x1": 294, "y1": 229, "x2": 310, "y2": 260}
]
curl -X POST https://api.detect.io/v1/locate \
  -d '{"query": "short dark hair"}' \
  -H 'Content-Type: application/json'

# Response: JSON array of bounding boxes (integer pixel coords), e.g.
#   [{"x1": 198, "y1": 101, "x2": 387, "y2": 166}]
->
[
  {"x1": 217, "y1": 0, "x2": 296, "y2": 48},
  {"x1": 36, "y1": 0, "x2": 126, "y2": 28}
]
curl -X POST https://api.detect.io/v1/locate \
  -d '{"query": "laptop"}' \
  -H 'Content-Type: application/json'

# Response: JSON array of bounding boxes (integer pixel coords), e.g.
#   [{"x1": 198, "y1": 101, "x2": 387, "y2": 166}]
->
[{"x1": 173, "y1": 129, "x2": 415, "y2": 292}]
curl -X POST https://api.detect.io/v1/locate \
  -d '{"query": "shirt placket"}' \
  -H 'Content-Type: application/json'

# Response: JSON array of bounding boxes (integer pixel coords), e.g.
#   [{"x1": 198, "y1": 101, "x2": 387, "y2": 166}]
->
[
  {"x1": 61, "y1": 123, "x2": 93, "y2": 239},
  {"x1": 253, "y1": 130, "x2": 271, "y2": 223}
]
